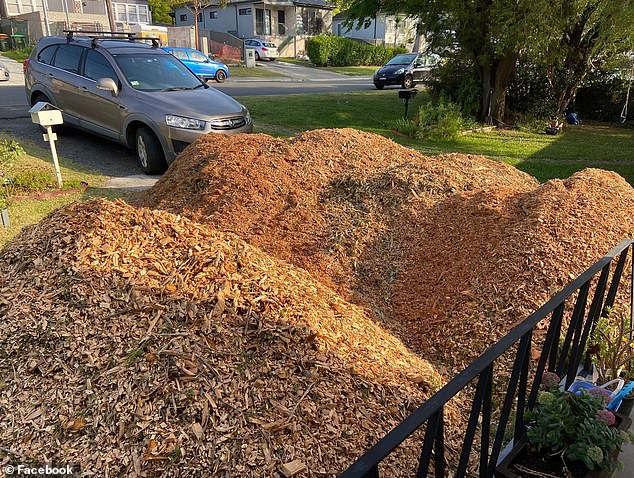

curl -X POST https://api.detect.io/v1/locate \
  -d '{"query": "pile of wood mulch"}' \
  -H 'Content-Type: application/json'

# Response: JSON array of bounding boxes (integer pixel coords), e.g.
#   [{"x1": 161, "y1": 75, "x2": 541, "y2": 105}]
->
[
  {"x1": 0, "y1": 199, "x2": 456, "y2": 477},
  {"x1": 135, "y1": 129, "x2": 634, "y2": 372}
]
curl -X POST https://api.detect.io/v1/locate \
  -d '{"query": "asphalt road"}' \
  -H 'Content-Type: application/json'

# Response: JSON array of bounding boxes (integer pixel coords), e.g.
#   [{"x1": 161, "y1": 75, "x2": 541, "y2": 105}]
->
[{"x1": 0, "y1": 59, "x2": 374, "y2": 178}]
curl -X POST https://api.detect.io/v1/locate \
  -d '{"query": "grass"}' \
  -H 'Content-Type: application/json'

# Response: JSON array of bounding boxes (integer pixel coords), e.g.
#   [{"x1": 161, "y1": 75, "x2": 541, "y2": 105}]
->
[
  {"x1": 228, "y1": 65, "x2": 286, "y2": 78},
  {"x1": 278, "y1": 57, "x2": 379, "y2": 76},
  {"x1": 241, "y1": 90, "x2": 634, "y2": 185},
  {"x1": 1, "y1": 48, "x2": 32, "y2": 63},
  {"x1": 0, "y1": 132, "x2": 126, "y2": 247}
]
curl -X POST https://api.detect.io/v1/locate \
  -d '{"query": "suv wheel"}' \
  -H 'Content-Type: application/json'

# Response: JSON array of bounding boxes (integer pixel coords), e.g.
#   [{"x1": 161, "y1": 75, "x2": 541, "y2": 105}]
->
[
  {"x1": 403, "y1": 75, "x2": 414, "y2": 89},
  {"x1": 135, "y1": 127, "x2": 167, "y2": 174},
  {"x1": 215, "y1": 70, "x2": 227, "y2": 83}
]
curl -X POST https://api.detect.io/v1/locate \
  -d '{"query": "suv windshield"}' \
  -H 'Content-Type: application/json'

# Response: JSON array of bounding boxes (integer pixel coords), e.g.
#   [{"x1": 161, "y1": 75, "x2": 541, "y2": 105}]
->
[
  {"x1": 386, "y1": 54, "x2": 417, "y2": 66},
  {"x1": 113, "y1": 53, "x2": 202, "y2": 91}
]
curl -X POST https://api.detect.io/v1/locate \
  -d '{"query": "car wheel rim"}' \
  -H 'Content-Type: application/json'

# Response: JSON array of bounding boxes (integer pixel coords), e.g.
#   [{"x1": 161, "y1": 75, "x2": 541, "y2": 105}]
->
[{"x1": 137, "y1": 136, "x2": 148, "y2": 168}]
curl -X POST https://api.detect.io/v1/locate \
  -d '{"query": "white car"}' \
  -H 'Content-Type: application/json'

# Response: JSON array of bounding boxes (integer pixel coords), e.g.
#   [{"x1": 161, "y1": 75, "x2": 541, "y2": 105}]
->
[
  {"x1": 0, "y1": 64, "x2": 9, "y2": 81},
  {"x1": 244, "y1": 39, "x2": 279, "y2": 61}
]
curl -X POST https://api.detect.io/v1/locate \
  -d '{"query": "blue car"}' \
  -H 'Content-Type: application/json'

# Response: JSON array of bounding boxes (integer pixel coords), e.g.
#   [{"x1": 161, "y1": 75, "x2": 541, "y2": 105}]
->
[{"x1": 163, "y1": 47, "x2": 229, "y2": 83}]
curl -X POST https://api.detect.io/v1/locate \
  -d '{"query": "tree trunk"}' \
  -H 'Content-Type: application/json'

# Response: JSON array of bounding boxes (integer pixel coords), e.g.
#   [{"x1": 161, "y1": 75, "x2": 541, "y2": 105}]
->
[{"x1": 478, "y1": 52, "x2": 518, "y2": 124}]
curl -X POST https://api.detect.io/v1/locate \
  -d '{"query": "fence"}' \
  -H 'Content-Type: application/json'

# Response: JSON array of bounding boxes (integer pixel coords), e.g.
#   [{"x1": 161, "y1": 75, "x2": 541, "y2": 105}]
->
[
  {"x1": 340, "y1": 239, "x2": 634, "y2": 477},
  {"x1": 207, "y1": 30, "x2": 243, "y2": 62}
]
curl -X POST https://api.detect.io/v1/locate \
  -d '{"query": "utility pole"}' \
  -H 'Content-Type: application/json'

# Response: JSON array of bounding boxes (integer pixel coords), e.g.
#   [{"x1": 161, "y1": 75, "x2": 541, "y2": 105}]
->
[
  {"x1": 42, "y1": 0, "x2": 51, "y2": 36},
  {"x1": 104, "y1": 0, "x2": 116, "y2": 31}
]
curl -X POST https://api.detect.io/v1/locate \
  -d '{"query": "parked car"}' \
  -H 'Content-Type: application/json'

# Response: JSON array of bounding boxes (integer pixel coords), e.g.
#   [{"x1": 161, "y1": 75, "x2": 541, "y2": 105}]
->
[
  {"x1": 24, "y1": 32, "x2": 252, "y2": 174},
  {"x1": 163, "y1": 47, "x2": 229, "y2": 83},
  {"x1": 373, "y1": 53, "x2": 440, "y2": 89},
  {"x1": 244, "y1": 39, "x2": 279, "y2": 61},
  {"x1": 0, "y1": 64, "x2": 9, "y2": 81}
]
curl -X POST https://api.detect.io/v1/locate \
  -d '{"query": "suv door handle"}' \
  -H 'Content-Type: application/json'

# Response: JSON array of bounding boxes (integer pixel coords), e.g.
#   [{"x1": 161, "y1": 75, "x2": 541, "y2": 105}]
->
[{"x1": 81, "y1": 86, "x2": 88, "y2": 90}]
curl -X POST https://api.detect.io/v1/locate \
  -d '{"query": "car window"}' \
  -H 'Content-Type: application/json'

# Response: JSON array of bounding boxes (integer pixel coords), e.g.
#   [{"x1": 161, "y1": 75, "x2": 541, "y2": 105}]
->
[
  {"x1": 113, "y1": 53, "x2": 201, "y2": 91},
  {"x1": 386, "y1": 54, "x2": 417, "y2": 66},
  {"x1": 84, "y1": 50, "x2": 118, "y2": 82},
  {"x1": 171, "y1": 49, "x2": 189, "y2": 60},
  {"x1": 37, "y1": 45, "x2": 57, "y2": 65},
  {"x1": 244, "y1": 40, "x2": 253, "y2": 46},
  {"x1": 189, "y1": 50, "x2": 208, "y2": 62},
  {"x1": 53, "y1": 45, "x2": 84, "y2": 73}
]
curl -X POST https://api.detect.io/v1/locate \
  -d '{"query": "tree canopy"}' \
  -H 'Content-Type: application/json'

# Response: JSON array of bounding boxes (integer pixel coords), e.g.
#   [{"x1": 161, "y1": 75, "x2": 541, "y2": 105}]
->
[{"x1": 343, "y1": 0, "x2": 634, "y2": 121}]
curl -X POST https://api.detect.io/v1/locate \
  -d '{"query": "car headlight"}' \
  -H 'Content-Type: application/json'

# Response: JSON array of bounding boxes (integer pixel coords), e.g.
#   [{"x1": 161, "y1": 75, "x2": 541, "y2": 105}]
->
[
  {"x1": 394, "y1": 68, "x2": 405, "y2": 75},
  {"x1": 165, "y1": 114, "x2": 206, "y2": 130}
]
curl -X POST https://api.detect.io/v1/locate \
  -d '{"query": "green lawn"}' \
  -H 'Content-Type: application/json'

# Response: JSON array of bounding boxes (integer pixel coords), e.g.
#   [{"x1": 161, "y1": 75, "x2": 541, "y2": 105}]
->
[
  {"x1": 0, "y1": 132, "x2": 125, "y2": 247},
  {"x1": 228, "y1": 65, "x2": 286, "y2": 78},
  {"x1": 242, "y1": 90, "x2": 634, "y2": 185}
]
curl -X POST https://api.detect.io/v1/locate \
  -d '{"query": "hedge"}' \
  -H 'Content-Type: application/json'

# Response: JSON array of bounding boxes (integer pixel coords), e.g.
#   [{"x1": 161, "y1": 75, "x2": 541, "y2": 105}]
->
[{"x1": 305, "y1": 36, "x2": 407, "y2": 67}]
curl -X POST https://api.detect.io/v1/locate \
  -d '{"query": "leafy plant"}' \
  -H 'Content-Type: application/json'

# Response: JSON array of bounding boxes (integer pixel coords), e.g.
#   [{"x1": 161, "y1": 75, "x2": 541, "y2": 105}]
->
[
  {"x1": 0, "y1": 139, "x2": 25, "y2": 171},
  {"x1": 587, "y1": 306, "x2": 634, "y2": 385},
  {"x1": 525, "y1": 372, "x2": 631, "y2": 472},
  {"x1": 417, "y1": 97, "x2": 465, "y2": 140}
]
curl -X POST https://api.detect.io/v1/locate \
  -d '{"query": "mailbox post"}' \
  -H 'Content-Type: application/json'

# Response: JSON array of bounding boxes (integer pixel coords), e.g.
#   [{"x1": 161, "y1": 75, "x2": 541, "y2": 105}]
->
[
  {"x1": 398, "y1": 88, "x2": 418, "y2": 119},
  {"x1": 29, "y1": 102, "x2": 64, "y2": 188}
]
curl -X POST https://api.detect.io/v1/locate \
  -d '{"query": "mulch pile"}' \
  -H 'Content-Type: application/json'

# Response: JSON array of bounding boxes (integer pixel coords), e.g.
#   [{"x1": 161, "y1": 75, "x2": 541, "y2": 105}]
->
[
  {"x1": 3, "y1": 128, "x2": 634, "y2": 476},
  {"x1": 135, "y1": 129, "x2": 634, "y2": 370},
  {"x1": 0, "y1": 199, "x2": 454, "y2": 477}
]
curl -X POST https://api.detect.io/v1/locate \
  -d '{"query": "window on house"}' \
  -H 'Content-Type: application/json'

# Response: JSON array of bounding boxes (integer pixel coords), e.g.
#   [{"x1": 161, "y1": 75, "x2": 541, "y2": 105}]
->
[
  {"x1": 277, "y1": 10, "x2": 285, "y2": 35},
  {"x1": 238, "y1": 8, "x2": 251, "y2": 15},
  {"x1": 197, "y1": 12, "x2": 202, "y2": 22},
  {"x1": 180, "y1": 14, "x2": 187, "y2": 22},
  {"x1": 209, "y1": 11, "x2": 218, "y2": 19},
  {"x1": 5, "y1": 0, "x2": 43, "y2": 16},
  {"x1": 301, "y1": 8, "x2": 325, "y2": 36},
  {"x1": 112, "y1": 3, "x2": 150, "y2": 24},
  {"x1": 255, "y1": 8, "x2": 271, "y2": 35}
]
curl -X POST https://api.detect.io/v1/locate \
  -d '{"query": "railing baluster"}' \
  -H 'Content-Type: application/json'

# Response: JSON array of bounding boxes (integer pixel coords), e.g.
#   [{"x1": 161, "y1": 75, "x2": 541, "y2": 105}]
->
[
  {"x1": 434, "y1": 407, "x2": 445, "y2": 478},
  {"x1": 487, "y1": 334, "x2": 532, "y2": 476},
  {"x1": 416, "y1": 411, "x2": 441, "y2": 478},
  {"x1": 547, "y1": 304, "x2": 565, "y2": 373},
  {"x1": 479, "y1": 365, "x2": 493, "y2": 478},
  {"x1": 604, "y1": 247, "x2": 629, "y2": 312},
  {"x1": 556, "y1": 282, "x2": 589, "y2": 381},
  {"x1": 530, "y1": 304, "x2": 564, "y2": 408},
  {"x1": 514, "y1": 330, "x2": 532, "y2": 442},
  {"x1": 455, "y1": 368, "x2": 491, "y2": 477},
  {"x1": 572, "y1": 265, "x2": 610, "y2": 374},
  {"x1": 563, "y1": 283, "x2": 590, "y2": 388}
]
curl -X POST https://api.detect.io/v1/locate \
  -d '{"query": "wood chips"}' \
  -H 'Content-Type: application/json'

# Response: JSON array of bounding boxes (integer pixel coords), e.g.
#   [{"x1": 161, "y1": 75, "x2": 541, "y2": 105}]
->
[
  {"x1": 0, "y1": 198, "x2": 449, "y2": 477},
  {"x1": 3, "y1": 128, "x2": 634, "y2": 476}
]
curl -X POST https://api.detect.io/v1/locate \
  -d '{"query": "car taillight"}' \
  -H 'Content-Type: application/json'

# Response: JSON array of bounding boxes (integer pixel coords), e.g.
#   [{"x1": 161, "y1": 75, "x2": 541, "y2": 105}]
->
[
  {"x1": 261, "y1": 47, "x2": 268, "y2": 51},
  {"x1": 22, "y1": 58, "x2": 29, "y2": 73}
]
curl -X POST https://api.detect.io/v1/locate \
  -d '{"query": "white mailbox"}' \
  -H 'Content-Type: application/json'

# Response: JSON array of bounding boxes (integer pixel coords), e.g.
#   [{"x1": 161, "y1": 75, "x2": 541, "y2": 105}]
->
[{"x1": 29, "y1": 101, "x2": 64, "y2": 127}]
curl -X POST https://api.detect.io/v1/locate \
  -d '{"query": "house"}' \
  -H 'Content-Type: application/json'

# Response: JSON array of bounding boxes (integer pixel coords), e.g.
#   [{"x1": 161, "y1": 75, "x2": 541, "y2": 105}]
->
[
  {"x1": 331, "y1": 13, "x2": 420, "y2": 50},
  {"x1": 0, "y1": 0, "x2": 151, "y2": 41},
  {"x1": 172, "y1": 0, "x2": 335, "y2": 57}
]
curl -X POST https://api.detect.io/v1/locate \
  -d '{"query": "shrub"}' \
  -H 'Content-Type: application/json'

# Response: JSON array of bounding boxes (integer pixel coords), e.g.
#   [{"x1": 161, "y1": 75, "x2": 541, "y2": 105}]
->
[
  {"x1": 0, "y1": 139, "x2": 25, "y2": 172},
  {"x1": 305, "y1": 35, "x2": 406, "y2": 67},
  {"x1": 417, "y1": 97, "x2": 465, "y2": 140}
]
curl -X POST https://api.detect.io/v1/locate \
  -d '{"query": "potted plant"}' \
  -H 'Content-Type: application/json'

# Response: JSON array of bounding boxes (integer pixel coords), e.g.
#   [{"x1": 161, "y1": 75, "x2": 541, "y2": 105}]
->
[
  {"x1": 496, "y1": 372, "x2": 634, "y2": 478},
  {"x1": 587, "y1": 306, "x2": 634, "y2": 416}
]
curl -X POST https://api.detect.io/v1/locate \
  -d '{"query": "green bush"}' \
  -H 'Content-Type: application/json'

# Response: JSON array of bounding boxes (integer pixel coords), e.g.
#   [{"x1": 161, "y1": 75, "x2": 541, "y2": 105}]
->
[
  {"x1": 0, "y1": 139, "x2": 24, "y2": 172},
  {"x1": 305, "y1": 35, "x2": 406, "y2": 67},
  {"x1": 417, "y1": 97, "x2": 465, "y2": 140}
]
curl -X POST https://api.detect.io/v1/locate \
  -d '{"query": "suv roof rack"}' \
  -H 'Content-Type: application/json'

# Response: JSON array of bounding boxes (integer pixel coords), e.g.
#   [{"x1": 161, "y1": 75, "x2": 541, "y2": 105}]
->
[{"x1": 63, "y1": 30, "x2": 162, "y2": 48}]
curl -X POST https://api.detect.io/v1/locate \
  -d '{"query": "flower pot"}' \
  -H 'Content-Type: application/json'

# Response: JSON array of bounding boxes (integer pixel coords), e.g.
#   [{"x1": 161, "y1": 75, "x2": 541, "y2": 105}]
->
[{"x1": 496, "y1": 413, "x2": 632, "y2": 478}]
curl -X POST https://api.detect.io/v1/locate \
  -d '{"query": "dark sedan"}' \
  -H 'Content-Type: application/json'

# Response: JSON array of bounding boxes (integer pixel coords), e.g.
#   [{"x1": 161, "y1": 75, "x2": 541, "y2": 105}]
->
[{"x1": 373, "y1": 53, "x2": 439, "y2": 89}]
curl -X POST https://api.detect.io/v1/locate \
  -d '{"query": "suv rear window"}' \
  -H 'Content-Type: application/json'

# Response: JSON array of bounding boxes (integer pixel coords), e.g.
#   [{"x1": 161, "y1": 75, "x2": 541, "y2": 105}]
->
[
  {"x1": 37, "y1": 45, "x2": 57, "y2": 65},
  {"x1": 53, "y1": 45, "x2": 84, "y2": 73}
]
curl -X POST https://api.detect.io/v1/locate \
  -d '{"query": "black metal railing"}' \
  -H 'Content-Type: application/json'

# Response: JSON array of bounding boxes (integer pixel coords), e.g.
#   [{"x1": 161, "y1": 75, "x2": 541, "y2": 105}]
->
[{"x1": 340, "y1": 239, "x2": 634, "y2": 478}]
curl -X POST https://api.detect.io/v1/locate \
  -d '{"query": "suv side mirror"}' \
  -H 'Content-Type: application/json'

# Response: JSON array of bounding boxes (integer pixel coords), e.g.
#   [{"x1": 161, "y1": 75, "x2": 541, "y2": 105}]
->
[{"x1": 96, "y1": 77, "x2": 119, "y2": 97}]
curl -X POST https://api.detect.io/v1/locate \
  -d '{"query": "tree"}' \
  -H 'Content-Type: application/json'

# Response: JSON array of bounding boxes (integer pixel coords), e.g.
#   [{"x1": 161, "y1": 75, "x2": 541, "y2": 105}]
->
[
  {"x1": 343, "y1": 0, "x2": 634, "y2": 122},
  {"x1": 148, "y1": 0, "x2": 175, "y2": 25},
  {"x1": 530, "y1": 1, "x2": 634, "y2": 116},
  {"x1": 345, "y1": 0, "x2": 544, "y2": 123}
]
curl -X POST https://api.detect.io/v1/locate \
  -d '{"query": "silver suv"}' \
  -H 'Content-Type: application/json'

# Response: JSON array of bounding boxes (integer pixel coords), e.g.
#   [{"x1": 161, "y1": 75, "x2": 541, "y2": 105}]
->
[{"x1": 25, "y1": 31, "x2": 252, "y2": 174}]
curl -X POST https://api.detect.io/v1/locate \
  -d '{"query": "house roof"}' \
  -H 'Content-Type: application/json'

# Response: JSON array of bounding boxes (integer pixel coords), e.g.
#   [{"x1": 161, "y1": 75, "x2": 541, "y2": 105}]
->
[
  {"x1": 175, "y1": 0, "x2": 335, "y2": 9},
  {"x1": 292, "y1": 0, "x2": 335, "y2": 9}
]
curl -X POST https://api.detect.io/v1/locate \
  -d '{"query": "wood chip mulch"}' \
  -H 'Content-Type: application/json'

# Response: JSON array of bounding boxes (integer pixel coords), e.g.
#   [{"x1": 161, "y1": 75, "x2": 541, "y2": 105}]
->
[{"x1": 0, "y1": 198, "x2": 456, "y2": 477}]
